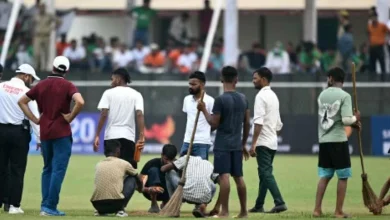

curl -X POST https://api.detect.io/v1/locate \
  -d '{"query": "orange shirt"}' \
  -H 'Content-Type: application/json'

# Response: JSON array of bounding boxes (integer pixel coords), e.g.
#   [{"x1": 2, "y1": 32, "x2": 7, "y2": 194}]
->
[
  {"x1": 144, "y1": 52, "x2": 165, "y2": 67},
  {"x1": 168, "y1": 49, "x2": 181, "y2": 66},
  {"x1": 368, "y1": 22, "x2": 388, "y2": 46},
  {"x1": 56, "y1": 42, "x2": 69, "y2": 56}
]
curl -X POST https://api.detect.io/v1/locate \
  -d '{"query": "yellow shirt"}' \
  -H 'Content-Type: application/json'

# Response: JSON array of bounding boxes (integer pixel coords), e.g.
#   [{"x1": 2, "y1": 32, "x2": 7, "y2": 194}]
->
[{"x1": 91, "y1": 157, "x2": 137, "y2": 201}]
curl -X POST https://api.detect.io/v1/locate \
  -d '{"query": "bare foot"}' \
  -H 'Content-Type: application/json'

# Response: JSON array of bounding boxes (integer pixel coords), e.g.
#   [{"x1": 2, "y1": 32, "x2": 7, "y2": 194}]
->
[
  {"x1": 209, "y1": 209, "x2": 219, "y2": 216},
  {"x1": 334, "y1": 212, "x2": 351, "y2": 218},
  {"x1": 312, "y1": 210, "x2": 322, "y2": 217},
  {"x1": 234, "y1": 212, "x2": 248, "y2": 218}
]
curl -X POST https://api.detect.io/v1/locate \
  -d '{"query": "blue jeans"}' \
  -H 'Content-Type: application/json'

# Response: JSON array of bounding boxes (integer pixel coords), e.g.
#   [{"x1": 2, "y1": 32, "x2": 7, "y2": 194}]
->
[
  {"x1": 133, "y1": 28, "x2": 149, "y2": 46},
  {"x1": 40, "y1": 136, "x2": 72, "y2": 210},
  {"x1": 180, "y1": 143, "x2": 210, "y2": 160}
]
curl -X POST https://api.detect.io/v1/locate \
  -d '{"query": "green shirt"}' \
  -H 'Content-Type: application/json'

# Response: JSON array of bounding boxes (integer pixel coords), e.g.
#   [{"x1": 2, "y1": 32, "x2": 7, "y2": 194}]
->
[
  {"x1": 318, "y1": 87, "x2": 353, "y2": 143},
  {"x1": 321, "y1": 52, "x2": 335, "y2": 72},
  {"x1": 132, "y1": 7, "x2": 156, "y2": 29},
  {"x1": 299, "y1": 50, "x2": 321, "y2": 65}
]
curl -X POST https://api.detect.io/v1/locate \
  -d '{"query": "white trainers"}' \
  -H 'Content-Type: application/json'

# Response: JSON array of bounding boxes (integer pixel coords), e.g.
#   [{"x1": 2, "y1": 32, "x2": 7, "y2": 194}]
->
[
  {"x1": 116, "y1": 211, "x2": 128, "y2": 217},
  {"x1": 9, "y1": 205, "x2": 24, "y2": 214},
  {"x1": 94, "y1": 210, "x2": 108, "y2": 216}
]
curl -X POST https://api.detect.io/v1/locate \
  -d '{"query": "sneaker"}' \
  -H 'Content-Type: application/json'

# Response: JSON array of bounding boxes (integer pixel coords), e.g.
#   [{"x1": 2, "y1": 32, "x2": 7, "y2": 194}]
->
[
  {"x1": 9, "y1": 205, "x2": 24, "y2": 214},
  {"x1": 40, "y1": 207, "x2": 65, "y2": 216},
  {"x1": 116, "y1": 210, "x2": 128, "y2": 217},
  {"x1": 94, "y1": 210, "x2": 108, "y2": 216}
]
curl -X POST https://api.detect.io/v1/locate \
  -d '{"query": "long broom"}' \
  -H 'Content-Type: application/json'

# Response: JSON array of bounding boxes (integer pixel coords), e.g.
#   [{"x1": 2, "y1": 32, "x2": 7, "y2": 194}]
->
[
  {"x1": 160, "y1": 91, "x2": 205, "y2": 217},
  {"x1": 351, "y1": 62, "x2": 380, "y2": 214}
]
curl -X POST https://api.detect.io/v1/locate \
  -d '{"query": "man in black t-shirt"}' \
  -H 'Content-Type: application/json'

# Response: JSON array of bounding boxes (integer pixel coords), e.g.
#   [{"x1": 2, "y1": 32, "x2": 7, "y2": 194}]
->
[
  {"x1": 140, "y1": 144, "x2": 177, "y2": 213},
  {"x1": 198, "y1": 66, "x2": 250, "y2": 218}
]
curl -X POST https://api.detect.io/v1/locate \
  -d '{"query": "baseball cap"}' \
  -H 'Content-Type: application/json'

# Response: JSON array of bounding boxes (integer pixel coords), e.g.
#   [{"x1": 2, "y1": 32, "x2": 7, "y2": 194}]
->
[
  {"x1": 53, "y1": 56, "x2": 70, "y2": 73},
  {"x1": 16, "y1": 64, "x2": 40, "y2": 80}
]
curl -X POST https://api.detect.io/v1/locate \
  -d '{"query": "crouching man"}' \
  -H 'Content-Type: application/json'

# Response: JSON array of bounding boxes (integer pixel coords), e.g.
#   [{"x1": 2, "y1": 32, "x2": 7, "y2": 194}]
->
[
  {"x1": 161, "y1": 155, "x2": 220, "y2": 218},
  {"x1": 90, "y1": 140, "x2": 143, "y2": 217},
  {"x1": 140, "y1": 144, "x2": 177, "y2": 213}
]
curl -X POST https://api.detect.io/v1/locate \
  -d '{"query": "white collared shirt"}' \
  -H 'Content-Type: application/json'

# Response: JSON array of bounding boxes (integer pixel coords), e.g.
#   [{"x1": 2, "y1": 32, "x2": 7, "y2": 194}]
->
[
  {"x1": 253, "y1": 86, "x2": 282, "y2": 150},
  {"x1": 0, "y1": 78, "x2": 40, "y2": 143},
  {"x1": 183, "y1": 94, "x2": 214, "y2": 144}
]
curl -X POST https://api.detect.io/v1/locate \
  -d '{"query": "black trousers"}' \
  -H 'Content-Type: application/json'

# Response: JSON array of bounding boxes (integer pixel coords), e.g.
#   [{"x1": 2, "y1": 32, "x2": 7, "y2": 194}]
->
[
  {"x1": 104, "y1": 139, "x2": 137, "y2": 169},
  {"x1": 1, "y1": 162, "x2": 11, "y2": 206},
  {"x1": 369, "y1": 45, "x2": 386, "y2": 80},
  {"x1": 91, "y1": 176, "x2": 137, "y2": 214},
  {"x1": 0, "y1": 124, "x2": 30, "y2": 207}
]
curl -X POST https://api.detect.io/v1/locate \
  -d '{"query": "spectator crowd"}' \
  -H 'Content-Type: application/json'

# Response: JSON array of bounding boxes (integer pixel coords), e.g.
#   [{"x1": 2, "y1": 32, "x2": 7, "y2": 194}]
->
[{"x1": 0, "y1": 0, "x2": 389, "y2": 78}]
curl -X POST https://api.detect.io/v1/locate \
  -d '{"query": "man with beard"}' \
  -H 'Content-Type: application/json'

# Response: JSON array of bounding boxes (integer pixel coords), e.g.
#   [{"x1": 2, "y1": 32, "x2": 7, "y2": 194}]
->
[
  {"x1": 181, "y1": 71, "x2": 214, "y2": 160},
  {"x1": 249, "y1": 67, "x2": 287, "y2": 214},
  {"x1": 313, "y1": 67, "x2": 361, "y2": 218},
  {"x1": 0, "y1": 64, "x2": 41, "y2": 214},
  {"x1": 94, "y1": 68, "x2": 145, "y2": 169}
]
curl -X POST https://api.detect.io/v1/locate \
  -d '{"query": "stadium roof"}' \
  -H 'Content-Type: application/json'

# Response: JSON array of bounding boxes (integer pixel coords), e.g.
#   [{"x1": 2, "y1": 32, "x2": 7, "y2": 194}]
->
[{"x1": 20, "y1": 0, "x2": 376, "y2": 10}]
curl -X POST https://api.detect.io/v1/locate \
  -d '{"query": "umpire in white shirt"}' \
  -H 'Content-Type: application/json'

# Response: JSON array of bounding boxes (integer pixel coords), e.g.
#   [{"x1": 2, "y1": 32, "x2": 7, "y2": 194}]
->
[
  {"x1": 0, "y1": 64, "x2": 41, "y2": 214},
  {"x1": 249, "y1": 67, "x2": 287, "y2": 214}
]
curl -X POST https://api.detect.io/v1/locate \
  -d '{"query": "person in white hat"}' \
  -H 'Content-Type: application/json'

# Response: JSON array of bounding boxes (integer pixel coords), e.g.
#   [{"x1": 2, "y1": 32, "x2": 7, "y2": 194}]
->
[
  {"x1": 18, "y1": 56, "x2": 84, "y2": 216},
  {"x1": 0, "y1": 64, "x2": 41, "y2": 215}
]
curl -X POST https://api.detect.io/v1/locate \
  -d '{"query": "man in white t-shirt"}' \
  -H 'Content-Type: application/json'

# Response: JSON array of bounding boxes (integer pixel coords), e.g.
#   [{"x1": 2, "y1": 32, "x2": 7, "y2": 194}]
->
[
  {"x1": 93, "y1": 68, "x2": 145, "y2": 169},
  {"x1": 181, "y1": 71, "x2": 214, "y2": 160},
  {"x1": 113, "y1": 44, "x2": 134, "y2": 70},
  {"x1": 177, "y1": 45, "x2": 198, "y2": 74}
]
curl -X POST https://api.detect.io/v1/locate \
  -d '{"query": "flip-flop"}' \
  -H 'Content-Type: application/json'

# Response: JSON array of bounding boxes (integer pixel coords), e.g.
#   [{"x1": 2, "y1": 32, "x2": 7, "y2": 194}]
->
[{"x1": 192, "y1": 209, "x2": 205, "y2": 218}]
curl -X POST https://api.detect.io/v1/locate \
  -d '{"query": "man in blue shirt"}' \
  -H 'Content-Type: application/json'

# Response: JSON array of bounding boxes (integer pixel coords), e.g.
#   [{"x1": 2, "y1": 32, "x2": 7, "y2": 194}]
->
[{"x1": 197, "y1": 66, "x2": 250, "y2": 218}]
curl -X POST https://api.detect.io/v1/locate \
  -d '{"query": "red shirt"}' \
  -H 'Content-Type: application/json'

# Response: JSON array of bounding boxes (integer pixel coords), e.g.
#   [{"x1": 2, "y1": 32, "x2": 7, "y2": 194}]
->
[{"x1": 26, "y1": 75, "x2": 78, "y2": 141}]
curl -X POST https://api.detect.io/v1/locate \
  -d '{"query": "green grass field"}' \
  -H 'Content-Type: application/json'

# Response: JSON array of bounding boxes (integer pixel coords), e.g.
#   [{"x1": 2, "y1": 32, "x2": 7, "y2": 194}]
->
[{"x1": 0, "y1": 155, "x2": 389, "y2": 219}]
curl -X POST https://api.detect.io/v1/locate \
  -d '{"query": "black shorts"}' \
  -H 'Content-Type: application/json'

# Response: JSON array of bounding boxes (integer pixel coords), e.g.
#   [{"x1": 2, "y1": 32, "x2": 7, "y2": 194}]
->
[
  {"x1": 213, "y1": 150, "x2": 243, "y2": 177},
  {"x1": 104, "y1": 139, "x2": 137, "y2": 169},
  {"x1": 318, "y1": 141, "x2": 351, "y2": 170}
]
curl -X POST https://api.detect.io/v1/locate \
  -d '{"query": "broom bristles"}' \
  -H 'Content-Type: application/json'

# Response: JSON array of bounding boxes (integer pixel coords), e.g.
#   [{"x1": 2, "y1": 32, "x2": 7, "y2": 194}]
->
[
  {"x1": 160, "y1": 185, "x2": 184, "y2": 217},
  {"x1": 362, "y1": 175, "x2": 381, "y2": 214}
]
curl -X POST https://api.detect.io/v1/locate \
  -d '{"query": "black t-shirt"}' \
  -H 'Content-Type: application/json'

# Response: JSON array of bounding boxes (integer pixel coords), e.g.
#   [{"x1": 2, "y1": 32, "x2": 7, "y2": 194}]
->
[
  {"x1": 213, "y1": 91, "x2": 248, "y2": 151},
  {"x1": 141, "y1": 158, "x2": 166, "y2": 188}
]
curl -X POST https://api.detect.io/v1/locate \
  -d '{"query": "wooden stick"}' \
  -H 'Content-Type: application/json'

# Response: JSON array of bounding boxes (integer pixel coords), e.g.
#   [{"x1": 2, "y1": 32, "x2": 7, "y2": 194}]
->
[{"x1": 351, "y1": 62, "x2": 365, "y2": 174}]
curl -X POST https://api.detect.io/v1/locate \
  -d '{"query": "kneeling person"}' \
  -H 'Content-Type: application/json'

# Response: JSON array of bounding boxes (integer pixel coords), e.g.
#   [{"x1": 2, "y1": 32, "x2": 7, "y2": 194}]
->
[
  {"x1": 91, "y1": 140, "x2": 143, "y2": 217},
  {"x1": 161, "y1": 155, "x2": 219, "y2": 218},
  {"x1": 140, "y1": 144, "x2": 177, "y2": 213}
]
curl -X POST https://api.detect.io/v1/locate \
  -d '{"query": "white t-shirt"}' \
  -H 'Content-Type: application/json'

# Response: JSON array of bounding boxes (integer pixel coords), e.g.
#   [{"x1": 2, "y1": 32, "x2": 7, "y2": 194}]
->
[
  {"x1": 63, "y1": 46, "x2": 86, "y2": 60},
  {"x1": 97, "y1": 86, "x2": 144, "y2": 142},
  {"x1": 182, "y1": 94, "x2": 214, "y2": 144},
  {"x1": 132, "y1": 47, "x2": 150, "y2": 67},
  {"x1": 177, "y1": 52, "x2": 198, "y2": 69},
  {"x1": 113, "y1": 50, "x2": 134, "y2": 68}
]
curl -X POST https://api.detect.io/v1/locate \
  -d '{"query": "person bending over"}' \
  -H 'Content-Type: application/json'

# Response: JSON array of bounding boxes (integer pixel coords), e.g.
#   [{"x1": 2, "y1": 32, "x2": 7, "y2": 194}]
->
[{"x1": 91, "y1": 140, "x2": 143, "y2": 217}]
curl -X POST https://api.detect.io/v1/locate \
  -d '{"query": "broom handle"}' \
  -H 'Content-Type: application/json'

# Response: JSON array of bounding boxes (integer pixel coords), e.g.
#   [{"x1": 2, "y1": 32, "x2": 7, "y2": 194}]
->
[
  {"x1": 351, "y1": 62, "x2": 365, "y2": 174},
  {"x1": 180, "y1": 91, "x2": 205, "y2": 183}
]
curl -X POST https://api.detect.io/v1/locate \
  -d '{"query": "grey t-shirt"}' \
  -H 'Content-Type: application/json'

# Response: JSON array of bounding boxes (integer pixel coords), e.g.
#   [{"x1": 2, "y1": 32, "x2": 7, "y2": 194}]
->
[{"x1": 213, "y1": 91, "x2": 248, "y2": 151}]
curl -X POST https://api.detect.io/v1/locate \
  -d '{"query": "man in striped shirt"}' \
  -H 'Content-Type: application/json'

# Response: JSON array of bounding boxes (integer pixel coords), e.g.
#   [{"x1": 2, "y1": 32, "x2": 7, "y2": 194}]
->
[{"x1": 161, "y1": 155, "x2": 219, "y2": 218}]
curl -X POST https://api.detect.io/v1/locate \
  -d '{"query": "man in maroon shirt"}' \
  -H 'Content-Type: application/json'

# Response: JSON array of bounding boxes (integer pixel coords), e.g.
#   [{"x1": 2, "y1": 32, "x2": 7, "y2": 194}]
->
[{"x1": 18, "y1": 56, "x2": 85, "y2": 216}]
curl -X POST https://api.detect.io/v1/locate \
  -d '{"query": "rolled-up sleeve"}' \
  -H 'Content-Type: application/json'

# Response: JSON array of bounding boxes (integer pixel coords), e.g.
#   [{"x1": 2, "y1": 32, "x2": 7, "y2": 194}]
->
[
  {"x1": 276, "y1": 114, "x2": 283, "y2": 131},
  {"x1": 253, "y1": 93, "x2": 266, "y2": 125}
]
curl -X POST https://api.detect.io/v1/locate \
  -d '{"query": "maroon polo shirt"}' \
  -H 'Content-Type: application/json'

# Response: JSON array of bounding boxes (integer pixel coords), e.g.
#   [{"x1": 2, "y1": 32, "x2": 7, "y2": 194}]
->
[{"x1": 26, "y1": 75, "x2": 78, "y2": 141}]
